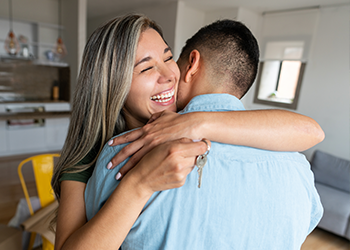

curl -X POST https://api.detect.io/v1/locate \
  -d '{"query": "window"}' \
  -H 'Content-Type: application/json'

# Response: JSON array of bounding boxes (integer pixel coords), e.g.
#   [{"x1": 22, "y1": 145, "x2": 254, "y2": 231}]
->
[{"x1": 253, "y1": 41, "x2": 307, "y2": 109}]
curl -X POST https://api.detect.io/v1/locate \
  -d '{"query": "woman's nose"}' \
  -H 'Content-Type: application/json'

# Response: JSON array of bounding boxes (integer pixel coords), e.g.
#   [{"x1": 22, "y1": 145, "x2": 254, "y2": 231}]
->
[{"x1": 158, "y1": 65, "x2": 175, "y2": 84}]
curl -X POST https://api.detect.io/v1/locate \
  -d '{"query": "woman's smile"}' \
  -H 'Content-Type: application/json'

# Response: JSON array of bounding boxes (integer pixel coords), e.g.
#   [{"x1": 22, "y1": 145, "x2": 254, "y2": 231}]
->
[{"x1": 150, "y1": 87, "x2": 175, "y2": 104}]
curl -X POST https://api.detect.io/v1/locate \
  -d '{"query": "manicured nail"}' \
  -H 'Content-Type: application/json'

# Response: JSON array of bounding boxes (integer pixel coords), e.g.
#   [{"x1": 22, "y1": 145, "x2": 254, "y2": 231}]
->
[
  {"x1": 116, "y1": 172, "x2": 122, "y2": 180},
  {"x1": 108, "y1": 140, "x2": 113, "y2": 146},
  {"x1": 107, "y1": 162, "x2": 112, "y2": 169}
]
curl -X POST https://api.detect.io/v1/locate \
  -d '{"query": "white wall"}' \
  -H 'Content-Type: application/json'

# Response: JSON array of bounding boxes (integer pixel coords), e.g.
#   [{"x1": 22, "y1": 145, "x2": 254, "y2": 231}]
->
[
  {"x1": 236, "y1": 8, "x2": 262, "y2": 39},
  {"x1": 298, "y1": 6, "x2": 349, "y2": 160},
  {"x1": 204, "y1": 7, "x2": 238, "y2": 24},
  {"x1": 0, "y1": 0, "x2": 58, "y2": 24},
  {"x1": 62, "y1": 0, "x2": 87, "y2": 92},
  {"x1": 174, "y1": 1, "x2": 205, "y2": 60},
  {"x1": 87, "y1": 2, "x2": 178, "y2": 52},
  {"x1": 242, "y1": 6, "x2": 350, "y2": 160}
]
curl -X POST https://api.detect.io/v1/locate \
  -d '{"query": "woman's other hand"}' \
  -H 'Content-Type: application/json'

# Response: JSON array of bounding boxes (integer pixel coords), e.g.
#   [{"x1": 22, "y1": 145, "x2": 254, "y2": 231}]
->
[
  {"x1": 125, "y1": 138, "x2": 210, "y2": 194},
  {"x1": 107, "y1": 111, "x2": 203, "y2": 177}
]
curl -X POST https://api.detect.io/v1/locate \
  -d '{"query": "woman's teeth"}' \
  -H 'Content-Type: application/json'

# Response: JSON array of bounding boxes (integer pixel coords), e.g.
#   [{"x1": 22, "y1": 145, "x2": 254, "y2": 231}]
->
[{"x1": 150, "y1": 89, "x2": 174, "y2": 103}]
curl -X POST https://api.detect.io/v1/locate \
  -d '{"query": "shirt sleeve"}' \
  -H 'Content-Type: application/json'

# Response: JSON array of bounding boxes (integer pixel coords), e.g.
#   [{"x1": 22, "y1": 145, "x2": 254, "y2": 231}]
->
[
  {"x1": 59, "y1": 164, "x2": 95, "y2": 183},
  {"x1": 59, "y1": 144, "x2": 99, "y2": 183}
]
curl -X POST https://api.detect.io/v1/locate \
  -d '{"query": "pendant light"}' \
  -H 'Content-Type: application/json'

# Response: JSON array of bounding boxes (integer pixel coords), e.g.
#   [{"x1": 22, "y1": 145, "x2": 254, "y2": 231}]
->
[
  {"x1": 54, "y1": 0, "x2": 67, "y2": 59},
  {"x1": 4, "y1": 0, "x2": 20, "y2": 55}
]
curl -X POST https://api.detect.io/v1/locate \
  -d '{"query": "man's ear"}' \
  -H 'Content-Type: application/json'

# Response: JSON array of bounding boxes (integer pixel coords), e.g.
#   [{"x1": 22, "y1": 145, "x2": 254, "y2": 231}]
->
[{"x1": 184, "y1": 50, "x2": 201, "y2": 83}]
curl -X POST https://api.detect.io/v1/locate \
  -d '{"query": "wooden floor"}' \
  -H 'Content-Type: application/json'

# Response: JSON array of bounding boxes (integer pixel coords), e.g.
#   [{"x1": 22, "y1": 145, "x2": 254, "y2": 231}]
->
[
  {"x1": 301, "y1": 228, "x2": 349, "y2": 250},
  {"x1": 0, "y1": 154, "x2": 349, "y2": 249}
]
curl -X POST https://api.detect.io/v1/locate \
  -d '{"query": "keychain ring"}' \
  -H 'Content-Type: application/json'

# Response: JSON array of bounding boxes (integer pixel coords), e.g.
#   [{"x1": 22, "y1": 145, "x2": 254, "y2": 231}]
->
[{"x1": 201, "y1": 139, "x2": 210, "y2": 156}]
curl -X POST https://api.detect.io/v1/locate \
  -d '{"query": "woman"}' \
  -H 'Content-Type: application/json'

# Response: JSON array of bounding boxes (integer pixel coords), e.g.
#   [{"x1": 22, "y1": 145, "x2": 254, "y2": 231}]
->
[{"x1": 51, "y1": 13, "x2": 323, "y2": 249}]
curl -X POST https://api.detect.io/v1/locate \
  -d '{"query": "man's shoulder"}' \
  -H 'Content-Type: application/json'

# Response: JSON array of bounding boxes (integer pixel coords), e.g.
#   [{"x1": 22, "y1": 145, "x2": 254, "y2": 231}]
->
[
  {"x1": 180, "y1": 94, "x2": 244, "y2": 113},
  {"x1": 97, "y1": 141, "x2": 126, "y2": 165},
  {"x1": 210, "y1": 142, "x2": 308, "y2": 164}
]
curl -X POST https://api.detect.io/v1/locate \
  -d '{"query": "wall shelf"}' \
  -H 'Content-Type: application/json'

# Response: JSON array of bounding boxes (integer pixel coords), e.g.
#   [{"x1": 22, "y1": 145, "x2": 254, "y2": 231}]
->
[{"x1": 0, "y1": 17, "x2": 66, "y2": 63}]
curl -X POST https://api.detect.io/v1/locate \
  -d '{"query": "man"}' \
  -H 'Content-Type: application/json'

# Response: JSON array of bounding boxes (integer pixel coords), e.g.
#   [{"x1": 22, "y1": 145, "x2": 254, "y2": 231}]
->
[{"x1": 85, "y1": 20, "x2": 323, "y2": 249}]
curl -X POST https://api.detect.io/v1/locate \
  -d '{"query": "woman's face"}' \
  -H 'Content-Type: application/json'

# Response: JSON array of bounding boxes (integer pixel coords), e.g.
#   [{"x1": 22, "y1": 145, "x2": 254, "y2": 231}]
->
[{"x1": 123, "y1": 28, "x2": 180, "y2": 129}]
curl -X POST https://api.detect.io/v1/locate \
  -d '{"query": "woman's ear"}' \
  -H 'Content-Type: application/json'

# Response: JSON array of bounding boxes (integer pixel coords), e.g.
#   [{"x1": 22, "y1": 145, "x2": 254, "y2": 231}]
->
[{"x1": 184, "y1": 50, "x2": 201, "y2": 83}]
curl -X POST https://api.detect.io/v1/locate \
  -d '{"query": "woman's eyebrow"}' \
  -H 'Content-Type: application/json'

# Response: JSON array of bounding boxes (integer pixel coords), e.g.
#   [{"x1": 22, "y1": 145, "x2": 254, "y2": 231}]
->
[
  {"x1": 134, "y1": 56, "x2": 151, "y2": 68},
  {"x1": 134, "y1": 47, "x2": 172, "y2": 68},
  {"x1": 164, "y1": 47, "x2": 171, "y2": 54}
]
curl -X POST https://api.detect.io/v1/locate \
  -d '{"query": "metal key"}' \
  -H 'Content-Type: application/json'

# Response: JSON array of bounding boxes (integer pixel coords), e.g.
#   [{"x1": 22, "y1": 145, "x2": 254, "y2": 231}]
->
[
  {"x1": 196, "y1": 139, "x2": 210, "y2": 188},
  {"x1": 196, "y1": 154, "x2": 207, "y2": 188}
]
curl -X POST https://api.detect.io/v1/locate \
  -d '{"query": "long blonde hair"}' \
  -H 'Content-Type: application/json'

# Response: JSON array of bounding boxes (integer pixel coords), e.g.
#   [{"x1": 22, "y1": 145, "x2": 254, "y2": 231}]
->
[{"x1": 51, "y1": 14, "x2": 163, "y2": 201}]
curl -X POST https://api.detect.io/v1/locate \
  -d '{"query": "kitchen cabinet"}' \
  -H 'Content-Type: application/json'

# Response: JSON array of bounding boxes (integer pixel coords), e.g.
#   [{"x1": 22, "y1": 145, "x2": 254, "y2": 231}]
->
[{"x1": 0, "y1": 102, "x2": 70, "y2": 157}]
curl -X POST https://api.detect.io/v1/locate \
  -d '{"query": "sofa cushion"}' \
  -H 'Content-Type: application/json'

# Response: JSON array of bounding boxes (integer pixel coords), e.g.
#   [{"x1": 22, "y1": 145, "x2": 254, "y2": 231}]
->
[
  {"x1": 311, "y1": 150, "x2": 350, "y2": 193},
  {"x1": 315, "y1": 183, "x2": 350, "y2": 238}
]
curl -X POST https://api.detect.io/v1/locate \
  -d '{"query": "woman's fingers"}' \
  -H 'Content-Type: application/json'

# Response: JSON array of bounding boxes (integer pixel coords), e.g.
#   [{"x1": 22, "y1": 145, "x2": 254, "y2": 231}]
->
[
  {"x1": 134, "y1": 138, "x2": 210, "y2": 191},
  {"x1": 108, "y1": 122, "x2": 176, "y2": 170},
  {"x1": 117, "y1": 147, "x2": 151, "y2": 177},
  {"x1": 107, "y1": 139, "x2": 145, "y2": 169},
  {"x1": 171, "y1": 138, "x2": 209, "y2": 159},
  {"x1": 147, "y1": 111, "x2": 165, "y2": 124},
  {"x1": 108, "y1": 128, "x2": 143, "y2": 146}
]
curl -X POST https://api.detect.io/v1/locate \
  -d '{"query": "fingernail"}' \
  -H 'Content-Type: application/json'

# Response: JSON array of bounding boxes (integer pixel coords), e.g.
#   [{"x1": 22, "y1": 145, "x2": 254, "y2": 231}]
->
[
  {"x1": 107, "y1": 162, "x2": 112, "y2": 169},
  {"x1": 116, "y1": 172, "x2": 122, "y2": 180},
  {"x1": 108, "y1": 140, "x2": 113, "y2": 146}
]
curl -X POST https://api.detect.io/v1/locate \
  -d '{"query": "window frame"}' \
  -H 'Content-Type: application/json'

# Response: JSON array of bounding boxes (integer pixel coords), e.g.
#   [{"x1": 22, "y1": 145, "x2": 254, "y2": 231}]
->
[
  {"x1": 253, "y1": 36, "x2": 310, "y2": 110},
  {"x1": 253, "y1": 60, "x2": 306, "y2": 110}
]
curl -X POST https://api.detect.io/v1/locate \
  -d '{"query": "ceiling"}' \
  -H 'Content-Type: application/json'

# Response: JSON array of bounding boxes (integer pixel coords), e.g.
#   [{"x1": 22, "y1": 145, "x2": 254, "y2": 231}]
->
[{"x1": 87, "y1": 0, "x2": 349, "y2": 19}]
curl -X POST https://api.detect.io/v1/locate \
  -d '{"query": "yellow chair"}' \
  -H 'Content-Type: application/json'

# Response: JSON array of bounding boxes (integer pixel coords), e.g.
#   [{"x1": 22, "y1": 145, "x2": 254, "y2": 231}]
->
[{"x1": 18, "y1": 154, "x2": 60, "y2": 250}]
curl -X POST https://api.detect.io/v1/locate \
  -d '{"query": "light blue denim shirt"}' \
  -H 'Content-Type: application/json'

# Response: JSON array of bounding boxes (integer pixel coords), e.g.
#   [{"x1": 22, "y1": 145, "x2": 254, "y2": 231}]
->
[{"x1": 85, "y1": 94, "x2": 323, "y2": 250}]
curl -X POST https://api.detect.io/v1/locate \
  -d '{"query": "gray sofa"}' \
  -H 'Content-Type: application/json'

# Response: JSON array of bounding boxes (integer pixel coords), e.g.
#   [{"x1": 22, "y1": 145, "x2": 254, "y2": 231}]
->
[{"x1": 310, "y1": 150, "x2": 350, "y2": 240}]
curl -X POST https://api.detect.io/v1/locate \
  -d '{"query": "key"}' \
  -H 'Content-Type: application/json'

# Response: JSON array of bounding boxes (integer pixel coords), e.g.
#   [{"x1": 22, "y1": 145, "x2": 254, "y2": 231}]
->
[
  {"x1": 196, "y1": 154, "x2": 207, "y2": 188},
  {"x1": 195, "y1": 139, "x2": 210, "y2": 188}
]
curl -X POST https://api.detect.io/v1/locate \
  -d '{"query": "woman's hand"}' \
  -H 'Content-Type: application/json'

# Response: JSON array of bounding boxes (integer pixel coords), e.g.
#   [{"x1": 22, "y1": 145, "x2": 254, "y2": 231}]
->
[
  {"x1": 108, "y1": 111, "x2": 204, "y2": 178},
  {"x1": 125, "y1": 138, "x2": 210, "y2": 195}
]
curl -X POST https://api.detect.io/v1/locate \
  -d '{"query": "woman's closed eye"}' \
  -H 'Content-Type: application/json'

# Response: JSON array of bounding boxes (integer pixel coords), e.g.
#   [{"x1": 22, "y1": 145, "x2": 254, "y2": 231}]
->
[
  {"x1": 164, "y1": 56, "x2": 173, "y2": 62},
  {"x1": 141, "y1": 66, "x2": 153, "y2": 73},
  {"x1": 140, "y1": 56, "x2": 173, "y2": 73}
]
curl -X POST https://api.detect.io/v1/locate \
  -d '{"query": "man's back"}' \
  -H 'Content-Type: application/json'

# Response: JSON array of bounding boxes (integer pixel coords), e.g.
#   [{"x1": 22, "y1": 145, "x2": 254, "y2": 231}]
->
[
  {"x1": 121, "y1": 146, "x2": 321, "y2": 249},
  {"x1": 85, "y1": 94, "x2": 323, "y2": 250}
]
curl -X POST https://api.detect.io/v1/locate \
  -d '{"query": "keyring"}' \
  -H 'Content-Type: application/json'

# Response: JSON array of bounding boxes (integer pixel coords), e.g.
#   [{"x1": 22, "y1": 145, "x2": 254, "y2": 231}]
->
[{"x1": 201, "y1": 139, "x2": 210, "y2": 156}]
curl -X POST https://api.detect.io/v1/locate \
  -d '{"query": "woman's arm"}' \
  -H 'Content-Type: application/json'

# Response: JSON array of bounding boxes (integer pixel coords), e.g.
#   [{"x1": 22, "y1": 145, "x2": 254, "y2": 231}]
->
[
  {"x1": 55, "y1": 139, "x2": 208, "y2": 250},
  {"x1": 107, "y1": 110, "x2": 324, "y2": 176},
  {"x1": 55, "y1": 179, "x2": 150, "y2": 250}
]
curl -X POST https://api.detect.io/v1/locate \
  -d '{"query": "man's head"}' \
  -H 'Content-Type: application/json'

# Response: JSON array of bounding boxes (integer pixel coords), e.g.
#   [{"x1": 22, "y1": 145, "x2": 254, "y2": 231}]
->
[{"x1": 176, "y1": 19, "x2": 259, "y2": 110}]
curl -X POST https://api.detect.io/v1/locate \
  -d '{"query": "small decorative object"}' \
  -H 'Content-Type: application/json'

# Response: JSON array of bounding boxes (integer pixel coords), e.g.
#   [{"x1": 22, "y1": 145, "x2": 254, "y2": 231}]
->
[
  {"x1": 4, "y1": 30, "x2": 20, "y2": 55},
  {"x1": 54, "y1": 0, "x2": 67, "y2": 60},
  {"x1": 52, "y1": 81, "x2": 60, "y2": 101},
  {"x1": 4, "y1": 0, "x2": 20, "y2": 56},
  {"x1": 54, "y1": 37, "x2": 67, "y2": 60},
  {"x1": 45, "y1": 50, "x2": 55, "y2": 61},
  {"x1": 18, "y1": 35, "x2": 30, "y2": 58}
]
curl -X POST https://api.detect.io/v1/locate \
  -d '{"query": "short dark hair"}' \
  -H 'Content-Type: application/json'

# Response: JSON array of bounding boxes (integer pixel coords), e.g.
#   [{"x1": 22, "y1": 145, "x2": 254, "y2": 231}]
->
[{"x1": 178, "y1": 19, "x2": 259, "y2": 98}]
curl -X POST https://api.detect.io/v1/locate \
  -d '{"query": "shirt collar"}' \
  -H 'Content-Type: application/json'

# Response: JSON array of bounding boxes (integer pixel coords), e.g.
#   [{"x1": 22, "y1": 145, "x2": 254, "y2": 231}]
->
[{"x1": 179, "y1": 94, "x2": 245, "y2": 114}]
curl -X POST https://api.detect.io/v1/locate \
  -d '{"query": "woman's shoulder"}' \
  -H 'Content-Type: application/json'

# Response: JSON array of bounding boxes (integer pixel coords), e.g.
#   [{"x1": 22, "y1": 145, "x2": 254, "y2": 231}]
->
[{"x1": 59, "y1": 145, "x2": 99, "y2": 183}]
